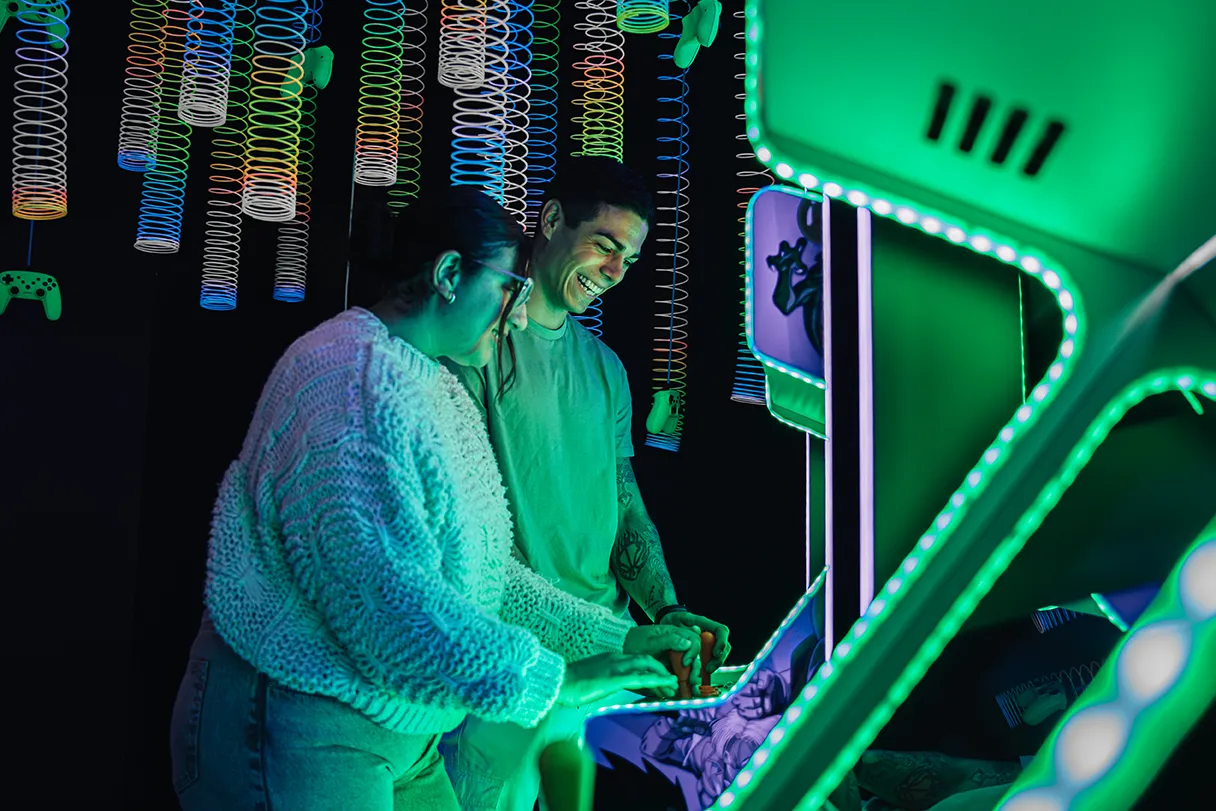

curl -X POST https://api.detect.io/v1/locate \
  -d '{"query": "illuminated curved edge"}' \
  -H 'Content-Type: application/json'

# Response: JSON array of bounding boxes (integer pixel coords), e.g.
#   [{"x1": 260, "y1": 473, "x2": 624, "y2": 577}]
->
[
  {"x1": 704, "y1": 4, "x2": 1096, "y2": 808},
  {"x1": 996, "y1": 521, "x2": 1216, "y2": 810},
  {"x1": 586, "y1": 567, "x2": 827, "y2": 719}
]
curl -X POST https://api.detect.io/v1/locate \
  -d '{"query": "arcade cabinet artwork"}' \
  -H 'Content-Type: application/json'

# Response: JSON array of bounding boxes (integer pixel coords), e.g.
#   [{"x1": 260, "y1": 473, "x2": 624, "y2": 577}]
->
[{"x1": 584, "y1": 575, "x2": 826, "y2": 811}]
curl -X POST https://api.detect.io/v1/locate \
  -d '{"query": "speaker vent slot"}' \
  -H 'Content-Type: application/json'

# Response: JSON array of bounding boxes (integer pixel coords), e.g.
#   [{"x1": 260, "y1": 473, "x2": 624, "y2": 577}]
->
[{"x1": 923, "y1": 81, "x2": 1065, "y2": 179}]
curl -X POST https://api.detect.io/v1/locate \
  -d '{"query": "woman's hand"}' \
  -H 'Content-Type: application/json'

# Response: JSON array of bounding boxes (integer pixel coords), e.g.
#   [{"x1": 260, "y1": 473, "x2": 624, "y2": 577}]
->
[{"x1": 557, "y1": 652, "x2": 677, "y2": 707}]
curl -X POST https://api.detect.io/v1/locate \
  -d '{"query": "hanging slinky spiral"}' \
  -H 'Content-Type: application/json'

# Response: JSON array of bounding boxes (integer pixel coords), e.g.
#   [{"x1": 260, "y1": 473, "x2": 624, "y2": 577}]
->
[
  {"x1": 241, "y1": 0, "x2": 307, "y2": 223},
  {"x1": 449, "y1": 0, "x2": 510, "y2": 202},
  {"x1": 730, "y1": 8, "x2": 771, "y2": 405},
  {"x1": 134, "y1": 0, "x2": 197, "y2": 253},
  {"x1": 388, "y1": 0, "x2": 427, "y2": 209},
  {"x1": 500, "y1": 0, "x2": 534, "y2": 228},
  {"x1": 118, "y1": 0, "x2": 168, "y2": 172},
  {"x1": 645, "y1": 3, "x2": 690, "y2": 452},
  {"x1": 274, "y1": 80, "x2": 317, "y2": 301},
  {"x1": 200, "y1": 0, "x2": 256, "y2": 310},
  {"x1": 177, "y1": 0, "x2": 237, "y2": 128},
  {"x1": 438, "y1": 0, "x2": 488, "y2": 90},
  {"x1": 616, "y1": 0, "x2": 668, "y2": 33},
  {"x1": 355, "y1": 0, "x2": 406, "y2": 187},
  {"x1": 12, "y1": 0, "x2": 71, "y2": 221},
  {"x1": 523, "y1": 0, "x2": 558, "y2": 231}
]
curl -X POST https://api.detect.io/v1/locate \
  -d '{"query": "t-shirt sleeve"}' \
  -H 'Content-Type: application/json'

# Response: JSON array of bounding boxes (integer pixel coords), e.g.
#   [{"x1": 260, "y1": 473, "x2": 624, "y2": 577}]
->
[
  {"x1": 275, "y1": 410, "x2": 563, "y2": 729},
  {"x1": 611, "y1": 356, "x2": 634, "y2": 458}
]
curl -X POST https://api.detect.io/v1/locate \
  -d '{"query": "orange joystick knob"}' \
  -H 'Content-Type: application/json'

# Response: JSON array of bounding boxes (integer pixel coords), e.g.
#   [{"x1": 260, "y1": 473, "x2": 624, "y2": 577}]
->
[
  {"x1": 667, "y1": 649, "x2": 693, "y2": 699},
  {"x1": 700, "y1": 631, "x2": 716, "y2": 689}
]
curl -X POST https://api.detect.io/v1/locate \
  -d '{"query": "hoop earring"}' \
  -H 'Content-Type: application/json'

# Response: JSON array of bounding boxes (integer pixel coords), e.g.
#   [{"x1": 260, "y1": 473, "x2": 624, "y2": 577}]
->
[{"x1": 445, "y1": 292, "x2": 456, "y2": 304}]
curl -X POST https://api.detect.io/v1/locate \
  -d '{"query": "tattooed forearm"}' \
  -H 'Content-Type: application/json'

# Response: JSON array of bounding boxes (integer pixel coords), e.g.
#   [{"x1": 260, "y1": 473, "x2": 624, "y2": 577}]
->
[
  {"x1": 612, "y1": 521, "x2": 678, "y2": 619},
  {"x1": 616, "y1": 459, "x2": 637, "y2": 513},
  {"x1": 854, "y1": 751, "x2": 1021, "y2": 811}
]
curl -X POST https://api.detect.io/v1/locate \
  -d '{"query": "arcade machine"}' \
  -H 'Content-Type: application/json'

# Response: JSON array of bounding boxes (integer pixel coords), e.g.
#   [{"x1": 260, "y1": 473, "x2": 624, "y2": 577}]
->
[{"x1": 709, "y1": 1, "x2": 1216, "y2": 810}]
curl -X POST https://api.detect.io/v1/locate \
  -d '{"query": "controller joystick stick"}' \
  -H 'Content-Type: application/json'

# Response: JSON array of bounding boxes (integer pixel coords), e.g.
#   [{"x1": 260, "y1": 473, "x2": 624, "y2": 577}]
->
[
  {"x1": 673, "y1": 0, "x2": 722, "y2": 69},
  {"x1": 0, "y1": 271, "x2": 61, "y2": 320},
  {"x1": 646, "y1": 389, "x2": 683, "y2": 435}
]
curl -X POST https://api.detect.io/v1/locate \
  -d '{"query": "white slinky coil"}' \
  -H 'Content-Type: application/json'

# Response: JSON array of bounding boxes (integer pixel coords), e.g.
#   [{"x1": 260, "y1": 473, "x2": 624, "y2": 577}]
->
[
  {"x1": 274, "y1": 82, "x2": 318, "y2": 302},
  {"x1": 12, "y1": 1, "x2": 70, "y2": 221},
  {"x1": 731, "y1": 8, "x2": 771, "y2": 405},
  {"x1": 355, "y1": 0, "x2": 406, "y2": 187},
  {"x1": 499, "y1": 0, "x2": 533, "y2": 228},
  {"x1": 241, "y1": 1, "x2": 307, "y2": 223},
  {"x1": 438, "y1": 0, "x2": 489, "y2": 90},
  {"x1": 118, "y1": 0, "x2": 168, "y2": 172},
  {"x1": 571, "y1": 0, "x2": 624, "y2": 162},
  {"x1": 449, "y1": 0, "x2": 510, "y2": 200},
  {"x1": 200, "y1": 0, "x2": 256, "y2": 311},
  {"x1": 389, "y1": 0, "x2": 427, "y2": 207},
  {"x1": 178, "y1": 0, "x2": 237, "y2": 127}
]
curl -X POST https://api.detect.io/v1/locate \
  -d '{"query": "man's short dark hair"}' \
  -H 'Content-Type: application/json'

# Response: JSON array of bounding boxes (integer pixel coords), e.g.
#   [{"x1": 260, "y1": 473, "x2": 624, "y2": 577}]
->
[{"x1": 542, "y1": 156, "x2": 655, "y2": 230}]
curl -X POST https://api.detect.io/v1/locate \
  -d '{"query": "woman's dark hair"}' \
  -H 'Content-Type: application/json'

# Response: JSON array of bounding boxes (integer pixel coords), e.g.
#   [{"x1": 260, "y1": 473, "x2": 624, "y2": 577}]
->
[
  {"x1": 352, "y1": 185, "x2": 529, "y2": 400},
  {"x1": 541, "y1": 156, "x2": 656, "y2": 229}
]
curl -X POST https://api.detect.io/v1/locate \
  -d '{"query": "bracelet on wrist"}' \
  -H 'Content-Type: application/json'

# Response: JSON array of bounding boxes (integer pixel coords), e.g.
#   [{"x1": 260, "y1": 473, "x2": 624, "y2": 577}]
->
[{"x1": 654, "y1": 604, "x2": 689, "y2": 623}]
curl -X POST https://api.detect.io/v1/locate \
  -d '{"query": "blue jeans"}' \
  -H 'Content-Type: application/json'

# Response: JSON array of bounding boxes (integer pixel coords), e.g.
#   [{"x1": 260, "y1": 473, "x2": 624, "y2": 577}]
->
[{"x1": 170, "y1": 616, "x2": 460, "y2": 811}]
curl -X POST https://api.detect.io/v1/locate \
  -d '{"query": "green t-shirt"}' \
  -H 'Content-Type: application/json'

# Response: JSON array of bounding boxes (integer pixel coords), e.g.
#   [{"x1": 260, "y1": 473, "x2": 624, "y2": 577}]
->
[{"x1": 445, "y1": 316, "x2": 635, "y2": 618}]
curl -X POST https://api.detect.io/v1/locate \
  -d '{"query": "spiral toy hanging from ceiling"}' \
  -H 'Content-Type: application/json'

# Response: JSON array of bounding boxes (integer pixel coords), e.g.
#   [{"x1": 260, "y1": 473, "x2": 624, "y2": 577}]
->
[
  {"x1": 524, "y1": 0, "x2": 558, "y2": 231},
  {"x1": 273, "y1": 78, "x2": 316, "y2": 301},
  {"x1": 354, "y1": 0, "x2": 406, "y2": 187},
  {"x1": 200, "y1": 0, "x2": 256, "y2": 310},
  {"x1": 449, "y1": 0, "x2": 511, "y2": 203},
  {"x1": 499, "y1": 0, "x2": 534, "y2": 227},
  {"x1": 438, "y1": 0, "x2": 488, "y2": 90},
  {"x1": 11, "y1": 0, "x2": 71, "y2": 221},
  {"x1": 240, "y1": 0, "x2": 307, "y2": 223},
  {"x1": 178, "y1": 0, "x2": 237, "y2": 127},
  {"x1": 730, "y1": 8, "x2": 772, "y2": 404},
  {"x1": 570, "y1": 0, "x2": 625, "y2": 337},
  {"x1": 118, "y1": 0, "x2": 168, "y2": 172},
  {"x1": 133, "y1": 0, "x2": 197, "y2": 253},
  {"x1": 644, "y1": 2, "x2": 690, "y2": 452},
  {"x1": 388, "y1": 0, "x2": 428, "y2": 210},
  {"x1": 616, "y1": 0, "x2": 668, "y2": 33}
]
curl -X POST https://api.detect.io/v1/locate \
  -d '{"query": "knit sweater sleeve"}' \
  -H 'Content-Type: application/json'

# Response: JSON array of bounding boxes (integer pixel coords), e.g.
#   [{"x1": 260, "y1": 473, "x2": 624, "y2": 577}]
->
[
  {"x1": 500, "y1": 550, "x2": 632, "y2": 662},
  {"x1": 277, "y1": 435, "x2": 565, "y2": 729}
]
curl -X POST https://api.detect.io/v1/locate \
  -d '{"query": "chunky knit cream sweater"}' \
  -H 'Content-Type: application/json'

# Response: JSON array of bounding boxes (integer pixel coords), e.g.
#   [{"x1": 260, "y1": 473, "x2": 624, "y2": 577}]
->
[{"x1": 206, "y1": 308, "x2": 631, "y2": 734}]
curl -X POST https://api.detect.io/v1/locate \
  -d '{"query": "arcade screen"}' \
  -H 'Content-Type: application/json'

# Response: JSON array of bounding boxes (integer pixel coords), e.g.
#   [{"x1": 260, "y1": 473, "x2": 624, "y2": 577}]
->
[
  {"x1": 584, "y1": 581, "x2": 826, "y2": 811},
  {"x1": 748, "y1": 186, "x2": 826, "y2": 384}
]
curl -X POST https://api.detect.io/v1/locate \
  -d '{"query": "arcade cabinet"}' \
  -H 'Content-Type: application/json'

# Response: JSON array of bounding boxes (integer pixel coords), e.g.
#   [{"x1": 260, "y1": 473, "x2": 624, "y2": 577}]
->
[{"x1": 716, "y1": 1, "x2": 1216, "y2": 810}]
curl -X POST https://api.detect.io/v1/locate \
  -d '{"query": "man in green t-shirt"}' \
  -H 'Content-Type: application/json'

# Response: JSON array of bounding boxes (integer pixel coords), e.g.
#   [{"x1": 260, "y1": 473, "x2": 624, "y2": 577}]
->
[{"x1": 441, "y1": 158, "x2": 733, "y2": 811}]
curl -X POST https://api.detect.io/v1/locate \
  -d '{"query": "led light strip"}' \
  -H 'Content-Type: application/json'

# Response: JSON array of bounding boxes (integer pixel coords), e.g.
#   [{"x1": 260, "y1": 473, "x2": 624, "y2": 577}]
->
[
  {"x1": 438, "y1": 0, "x2": 488, "y2": 90},
  {"x1": 134, "y1": 0, "x2": 197, "y2": 253},
  {"x1": 240, "y1": 0, "x2": 307, "y2": 223},
  {"x1": 200, "y1": 0, "x2": 256, "y2": 310},
  {"x1": 522, "y1": 0, "x2": 558, "y2": 230},
  {"x1": 11, "y1": 0, "x2": 70, "y2": 221},
  {"x1": 998, "y1": 519, "x2": 1216, "y2": 811},
  {"x1": 449, "y1": 0, "x2": 510, "y2": 204},
  {"x1": 178, "y1": 0, "x2": 237, "y2": 127},
  {"x1": 616, "y1": 0, "x2": 668, "y2": 33},
  {"x1": 387, "y1": 0, "x2": 428, "y2": 210},
  {"x1": 729, "y1": 7, "x2": 772, "y2": 404},
  {"x1": 118, "y1": 0, "x2": 168, "y2": 172},
  {"x1": 644, "y1": 2, "x2": 690, "y2": 453},
  {"x1": 712, "y1": 7, "x2": 1092, "y2": 805},
  {"x1": 570, "y1": 0, "x2": 625, "y2": 337},
  {"x1": 273, "y1": 78, "x2": 316, "y2": 302},
  {"x1": 355, "y1": 0, "x2": 406, "y2": 187}
]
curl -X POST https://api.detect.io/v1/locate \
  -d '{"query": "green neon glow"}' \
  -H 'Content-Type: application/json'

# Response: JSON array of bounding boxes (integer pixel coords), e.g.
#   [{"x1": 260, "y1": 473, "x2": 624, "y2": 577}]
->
[
  {"x1": 997, "y1": 527, "x2": 1216, "y2": 811},
  {"x1": 1090, "y1": 593, "x2": 1130, "y2": 633},
  {"x1": 704, "y1": 4, "x2": 1216, "y2": 810}
]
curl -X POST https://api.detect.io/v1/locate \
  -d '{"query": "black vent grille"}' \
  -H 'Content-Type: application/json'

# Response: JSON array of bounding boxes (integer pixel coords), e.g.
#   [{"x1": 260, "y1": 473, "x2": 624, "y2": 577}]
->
[{"x1": 925, "y1": 81, "x2": 1065, "y2": 177}]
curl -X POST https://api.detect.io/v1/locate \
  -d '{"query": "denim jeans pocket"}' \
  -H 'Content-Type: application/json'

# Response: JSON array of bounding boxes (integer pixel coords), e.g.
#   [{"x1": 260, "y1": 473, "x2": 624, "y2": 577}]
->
[{"x1": 170, "y1": 658, "x2": 210, "y2": 794}]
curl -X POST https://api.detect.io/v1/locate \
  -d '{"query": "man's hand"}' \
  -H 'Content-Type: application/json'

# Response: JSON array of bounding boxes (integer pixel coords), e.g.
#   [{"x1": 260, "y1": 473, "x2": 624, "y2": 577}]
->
[
  {"x1": 659, "y1": 611, "x2": 732, "y2": 674},
  {"x1": 624, "y1": 624, "x2": 702, "y2": 666}
]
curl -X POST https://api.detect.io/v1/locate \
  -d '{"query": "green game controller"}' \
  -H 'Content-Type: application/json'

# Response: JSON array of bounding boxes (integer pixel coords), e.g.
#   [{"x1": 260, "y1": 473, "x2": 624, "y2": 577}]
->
[
  {"x1": 0, "y1": 1, "x2": 70, "y2": 47},
  {"x1": 646, "y1": 389, "x2": 683, "y2": 435},
  {"x1": 673, "y1": 0, "x2": 721, "y2": 69},
  {"x1": 0, "y1": 270, "x2": 61, "y2": 320},
  {"x1": 280, "y1": 45, "x2": 334, "y2": 98}
]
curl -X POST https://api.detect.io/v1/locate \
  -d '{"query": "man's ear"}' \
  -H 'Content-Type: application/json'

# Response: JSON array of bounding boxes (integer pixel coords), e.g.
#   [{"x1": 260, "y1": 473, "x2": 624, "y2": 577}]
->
[
  {"x1": 431, "y1": 250, "x2": 463, "y2": 300},
  {"x1": 539, "y1": 199, "x2": 563, "y2": 241}
]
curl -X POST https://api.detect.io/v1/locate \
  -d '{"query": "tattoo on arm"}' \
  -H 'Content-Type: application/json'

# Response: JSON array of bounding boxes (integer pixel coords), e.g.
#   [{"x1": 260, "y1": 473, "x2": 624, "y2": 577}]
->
[
  {"x1": 616, "y1": 458, "x2": 637, "y2": 514},
  {"x1": 854, "y1": 750, "x2": 1021, "y2": 811},
  {"x1": 612, "y1": 459, "x2": 678, "y2": 618}
]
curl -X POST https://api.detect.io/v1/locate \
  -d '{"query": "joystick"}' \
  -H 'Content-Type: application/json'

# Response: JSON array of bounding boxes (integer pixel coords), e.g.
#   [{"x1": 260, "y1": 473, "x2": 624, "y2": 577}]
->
[
  {"x1": 0, "y1": 1, "x2": 70, "y2": 46},
  {"x1": 673, "y1": 0, "x2": 721, "y2": 69},
  {"x1": 646, "y1": 389, "x2": 683, "y2": 435},
  {"x1": 280, "y1": 45, "x2": 334, "y2": 98},
  {"x1": 0, "y1": 271, "x2": 61, "y2": 320}
]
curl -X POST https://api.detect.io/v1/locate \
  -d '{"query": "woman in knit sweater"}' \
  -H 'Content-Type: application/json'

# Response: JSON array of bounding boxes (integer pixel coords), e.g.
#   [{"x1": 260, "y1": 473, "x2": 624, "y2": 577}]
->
[{"x1": 169, "y1": 188, "x2": 688, "y2": 810}]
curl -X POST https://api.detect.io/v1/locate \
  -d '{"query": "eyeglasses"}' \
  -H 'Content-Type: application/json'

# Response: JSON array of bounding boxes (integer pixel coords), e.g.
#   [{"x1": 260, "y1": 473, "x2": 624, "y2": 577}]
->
[{"x1": 472, "y1": 259, "x2": 533, "y2": 308}]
